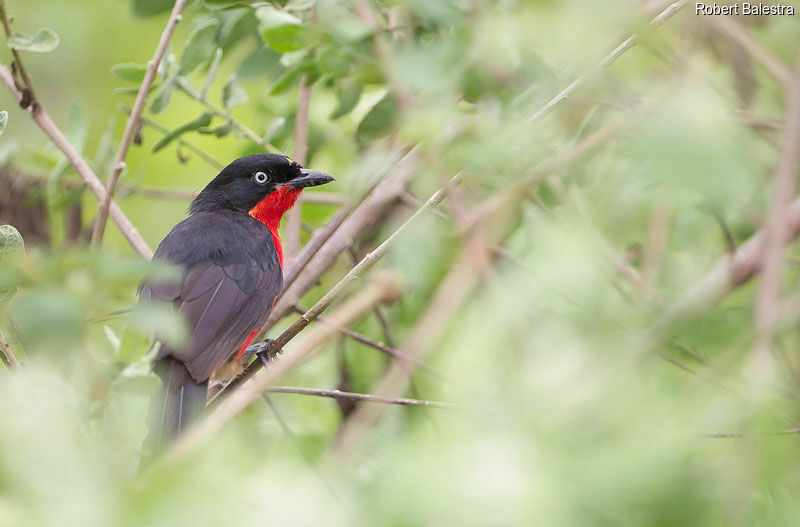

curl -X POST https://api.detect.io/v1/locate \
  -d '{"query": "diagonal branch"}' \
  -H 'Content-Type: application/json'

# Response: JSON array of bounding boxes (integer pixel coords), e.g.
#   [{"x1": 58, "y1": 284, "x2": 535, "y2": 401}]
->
[{"x1": 91, "y1": 0, "x2": 189, "y2": 246}]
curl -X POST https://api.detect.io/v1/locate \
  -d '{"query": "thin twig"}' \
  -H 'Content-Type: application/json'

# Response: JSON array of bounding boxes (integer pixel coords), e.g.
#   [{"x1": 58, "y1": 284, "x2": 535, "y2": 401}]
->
[
  {"x1": 91, "y1": 0, "x2": 188, "y2": 246},
  {"x1": 284, "y1": 75, "x2": 312, "y2": 266},
  {"x1": 267, "y1": 386, "x2": 463, "y2": 408},
  {"x1": 526, "y1": 1, "x2": 685, "y2": 123},
  {"x1": 0, "y1": 63, "x2": 153, "y2": 258}
]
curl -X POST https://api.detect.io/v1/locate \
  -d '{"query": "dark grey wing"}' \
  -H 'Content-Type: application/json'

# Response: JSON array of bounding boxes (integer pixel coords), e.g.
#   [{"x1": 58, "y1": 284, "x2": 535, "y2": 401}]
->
[{"x1": 151, "y1": 259, "x2": 281, "y2": 382}]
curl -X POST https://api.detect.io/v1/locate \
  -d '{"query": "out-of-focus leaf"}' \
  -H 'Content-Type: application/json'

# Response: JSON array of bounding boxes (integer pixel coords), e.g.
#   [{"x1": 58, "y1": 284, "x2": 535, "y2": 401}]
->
[
  {"x1": 49, "y1": 100, "x2": 88, "y2": 191},
  {"x1": 152, "y1": 113, "x2": 213, "y2": 152},
  {"x1": 0, "y1": 225, "x2": 24, "y2": 262},
  {"x1": 132, "y1": 0, "x2": 173, "y2": 17},
  {"x1": 256, "y1": 6, "x2": 311, "y2": 52},
  {"x1": 0, "y1": 111, "x2": 7, "y2": 137},
  {"x1": 149, "y1": 79, "x2": 173, "y2": 113},
  {"x1": 179, "y1": 20, "x2": 220, "y2": 75},
  {"x1": 7, "y1": 28, "x2": 59, "y2": 53},
  {"x1": 199, "y1": 120, "x2": 233, "y2": 137},
  {"x1": 330, "y1": 82, "x2": 361, "y2": 119},
  {"x1": 286, "y1": 0, "x2": 316, "y2": 10},
  {"x1": 238, "y1": 46, "x2": 280, "y2": 79},
  {"x1": 357, "y1": 92, "x2": 398, "y2": 141},
  {"x1": 110, "y1": 63, "x2": 147, "y2": 83},
  {"x1": 218, "y1": 9, "x2": 259, "y2": 52},
  {"x1": 202, "y1": 0, "x2": 256, "y2": 9},
  {"x1": 221, "y1": 75, "x2": 248, "y2": 110},
  {"x1": 317, "y1": 45, "x2": 352, "y2": 77},
  {"x1": 65, "y1": 99, "x2": 89, "y2": 153},
  {"x1": 269, "y1": 68, "x2": 304, "y2": 95},
  {"x1": 316, "y1": 1, "x2": 372, "y2": 42}
]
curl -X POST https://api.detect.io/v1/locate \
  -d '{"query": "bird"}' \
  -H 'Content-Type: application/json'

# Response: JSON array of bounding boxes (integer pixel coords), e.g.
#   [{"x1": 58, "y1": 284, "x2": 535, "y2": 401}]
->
[{"x1": 138, "y1": 154, "x2": 334, "y2": 452}]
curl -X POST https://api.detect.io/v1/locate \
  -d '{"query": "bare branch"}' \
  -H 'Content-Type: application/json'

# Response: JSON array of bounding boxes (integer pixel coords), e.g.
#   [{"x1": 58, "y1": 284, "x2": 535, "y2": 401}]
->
[
  {"x1": 91, "y1": 0, "x2": 188, "y2": 246},
  {"x1": 266, "y1": 386, "x2": 463, "y2": 408}
]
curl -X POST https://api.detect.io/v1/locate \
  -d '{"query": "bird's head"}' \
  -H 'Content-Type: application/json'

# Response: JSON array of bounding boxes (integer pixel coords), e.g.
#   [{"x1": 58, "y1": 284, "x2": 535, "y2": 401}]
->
[{"x1": 190, "y1": 154, "x2": 334, "y2": 226}]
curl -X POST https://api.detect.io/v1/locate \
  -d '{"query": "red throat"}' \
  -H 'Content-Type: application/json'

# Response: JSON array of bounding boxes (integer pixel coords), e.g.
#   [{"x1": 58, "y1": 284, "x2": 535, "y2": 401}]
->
[{"x1": 248, "y1": 187, "x2": 302, "y2": 267}]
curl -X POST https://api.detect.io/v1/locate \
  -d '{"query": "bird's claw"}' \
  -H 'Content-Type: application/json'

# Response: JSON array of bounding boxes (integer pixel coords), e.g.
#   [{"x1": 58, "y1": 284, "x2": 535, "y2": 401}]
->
[{"x1": 243, "y1": 339, "x2": 282, "y2": 368}]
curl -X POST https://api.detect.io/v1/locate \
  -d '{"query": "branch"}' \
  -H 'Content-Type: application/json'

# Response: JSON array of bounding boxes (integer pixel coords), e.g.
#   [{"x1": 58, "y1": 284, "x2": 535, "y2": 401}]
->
[
  {"x1": 266, "y1": 386, "x2": 463, "y2": 408},
  {"x1": 748, "y1": 54, "x2": 800, "y2": 384},
  {"x1": 284, "y1": 75, "x2": 312, "y2": 266},
  {"x1": 0, "y1": 0, "x2": 38, "y2": 111},
  {"x1": 526, "y1": 1, "x2": 685, "y2": 124},
  {"x1": 91, "y1": 0, "x2": 188, "y2": 246},
  {"x1": 166, "y1": 277, "x2": 400, "y2": 462},
  {"x1": 0, "y1": 63, "x2": 153, "y2": 259}
]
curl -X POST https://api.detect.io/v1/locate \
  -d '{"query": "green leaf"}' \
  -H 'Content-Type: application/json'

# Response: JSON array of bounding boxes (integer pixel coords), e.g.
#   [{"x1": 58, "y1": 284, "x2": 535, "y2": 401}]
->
[
  {"x1": 0, "y1": 111, "x2": 7, "y2": 137},
  {"x1": 330, "y1": 83, "x2": 362, "y2": 120},
  {"x1": 256, "y1": 6, "x2": 311, "y2": 52},
  {"x1": 110, "y1": 63, "x2": 147, "y2": 83},
  {"x1": 0, "y1": 225, "x2": 24, "y2": 261},
  {"x1": 149, "y1": 80, "x2": 174, "y2": 113},
  {"x1": 0, "y1": 225, "x2": 23, "y2": 303},
  {"x1": 152, "y1": 113, "x2": 213, "y2": 153},
  {"x1": 357, "y1": 92, "x2": 398, "y2": 141},
  {"x1": 221, "y1": 75, "x2": 248, "y2": 110},
  {"x1": 7, "y1": 28, "x2": 59, "y2": 53},
  {"x1": 65, "y1": 99, "x2": 88, "y2": 153},
  {"x1": 269, "y1": 68, "x2": 304, "y2": 96},
  {"x1": 198, "y1": 120, "x2": 233, "y2": 137},
  {"x1": 238, "y1": 46, "x2": 280, "y2": 80},
  {"x1": 179, "y1": 20, "x2": 220, "y2": 75},
  {"x1": 218, "y1": 9, "x2": 259, "y2": 52},
  {"x1": 132, "y1": 0, "x2": 173, "y2": 18}
]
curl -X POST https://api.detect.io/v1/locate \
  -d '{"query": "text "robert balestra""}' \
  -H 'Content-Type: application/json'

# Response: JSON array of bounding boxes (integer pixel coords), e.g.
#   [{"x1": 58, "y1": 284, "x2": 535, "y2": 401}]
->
[{"x1": 696, "y1": 2, "x2": 795, "y2": 15}]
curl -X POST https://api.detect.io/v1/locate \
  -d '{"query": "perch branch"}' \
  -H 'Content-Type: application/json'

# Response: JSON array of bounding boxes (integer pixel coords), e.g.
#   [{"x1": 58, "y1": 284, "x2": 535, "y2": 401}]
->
[{"x1": 267, "y1": 386, "x2": 462, "y2": 408}]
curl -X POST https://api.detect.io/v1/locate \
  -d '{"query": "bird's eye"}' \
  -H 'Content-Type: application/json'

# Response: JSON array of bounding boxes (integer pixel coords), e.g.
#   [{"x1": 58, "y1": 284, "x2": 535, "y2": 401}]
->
[{"x1": 254, "y1": 171, "x2": 269, "y2": 185}]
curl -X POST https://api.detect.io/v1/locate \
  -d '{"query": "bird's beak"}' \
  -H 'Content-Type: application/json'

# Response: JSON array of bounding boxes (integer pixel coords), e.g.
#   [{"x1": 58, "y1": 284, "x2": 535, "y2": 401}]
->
[{"x1": 284, "y1": 169, "x2": 335, "y2": 190}]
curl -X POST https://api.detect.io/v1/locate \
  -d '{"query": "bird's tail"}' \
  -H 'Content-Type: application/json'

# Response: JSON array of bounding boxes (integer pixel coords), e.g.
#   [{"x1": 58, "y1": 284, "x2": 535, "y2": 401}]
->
[{"x1": 145, "y1": 357, "x2": 207, "y2": 454}]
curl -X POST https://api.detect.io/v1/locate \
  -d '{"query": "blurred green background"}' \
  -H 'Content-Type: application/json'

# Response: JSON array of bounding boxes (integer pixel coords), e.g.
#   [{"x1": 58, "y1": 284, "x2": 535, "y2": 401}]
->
[{"x1": 2, "y1": 0, "x2": 800, "y2": 525}]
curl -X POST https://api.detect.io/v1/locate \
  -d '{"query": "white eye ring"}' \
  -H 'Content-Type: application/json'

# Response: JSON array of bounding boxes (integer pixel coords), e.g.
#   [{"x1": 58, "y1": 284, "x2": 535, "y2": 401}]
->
[{"x1": 254, "y1": 171, "x2": 269, "y2": 184}]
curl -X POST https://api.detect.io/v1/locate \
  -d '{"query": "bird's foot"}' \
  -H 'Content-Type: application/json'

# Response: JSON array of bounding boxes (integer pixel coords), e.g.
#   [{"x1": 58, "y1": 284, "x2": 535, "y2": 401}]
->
[{"x1": 243, "y1": 339, "x2": 282, "y2": 368}]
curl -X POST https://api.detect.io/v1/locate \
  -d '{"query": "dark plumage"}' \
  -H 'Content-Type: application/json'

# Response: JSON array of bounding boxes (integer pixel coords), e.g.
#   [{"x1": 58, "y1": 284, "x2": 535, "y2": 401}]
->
[{"x1": 139, "y1": 154, "x2": 333, "y2": 451}]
